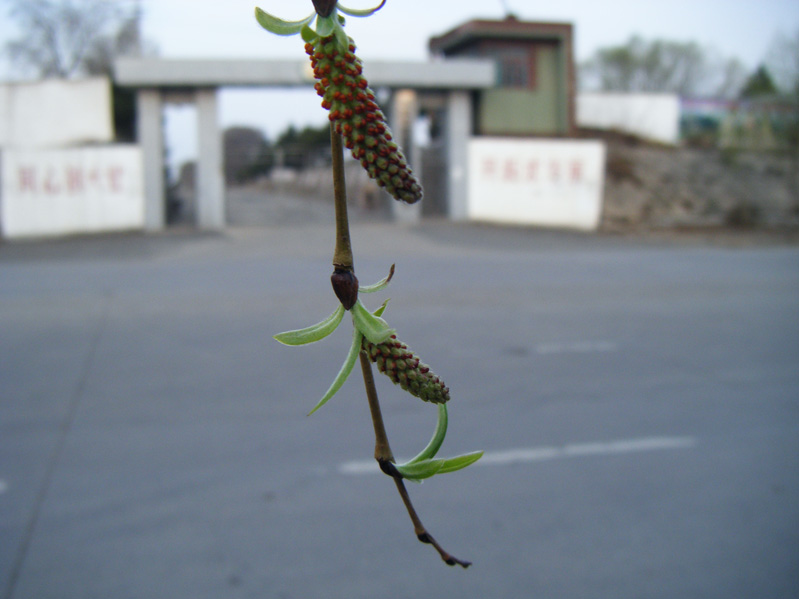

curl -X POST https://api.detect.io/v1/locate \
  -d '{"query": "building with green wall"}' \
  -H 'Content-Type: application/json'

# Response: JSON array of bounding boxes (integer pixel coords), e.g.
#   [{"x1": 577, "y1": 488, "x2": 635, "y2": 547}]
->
[{"x1": 429, "y1": 17, "x2": 576, "y2": 137}]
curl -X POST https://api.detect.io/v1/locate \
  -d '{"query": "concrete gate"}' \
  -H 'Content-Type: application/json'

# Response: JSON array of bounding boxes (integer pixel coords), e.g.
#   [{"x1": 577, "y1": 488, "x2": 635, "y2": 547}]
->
[{"x1": 114, "y1": 57, "x2": 495, "y2": 231}]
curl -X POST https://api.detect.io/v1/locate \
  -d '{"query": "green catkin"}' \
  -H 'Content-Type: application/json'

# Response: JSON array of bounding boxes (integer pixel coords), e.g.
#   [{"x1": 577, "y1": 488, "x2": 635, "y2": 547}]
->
[
  {"x1": 306, "y1": 36, "x2": 423, "y2": 204},
  {"x1": 362, "y1": 335, "x2": 450, "y2": 403}
]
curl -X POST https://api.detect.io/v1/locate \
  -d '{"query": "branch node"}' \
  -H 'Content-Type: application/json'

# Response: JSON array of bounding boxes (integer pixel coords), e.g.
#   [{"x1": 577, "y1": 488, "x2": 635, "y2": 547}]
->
[{"x1": 378, "y1": 458, "x2": 398, "y2": 477}]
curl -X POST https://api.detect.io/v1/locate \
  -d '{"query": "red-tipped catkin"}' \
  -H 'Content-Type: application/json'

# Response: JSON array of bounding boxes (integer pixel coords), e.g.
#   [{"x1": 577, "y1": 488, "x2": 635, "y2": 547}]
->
[
  {"x1": 362, "y1": 335, "x2": 449, "y2": 403},
  {"x1": 306, "y1": 36, "x2": 423, "y2": 204}
]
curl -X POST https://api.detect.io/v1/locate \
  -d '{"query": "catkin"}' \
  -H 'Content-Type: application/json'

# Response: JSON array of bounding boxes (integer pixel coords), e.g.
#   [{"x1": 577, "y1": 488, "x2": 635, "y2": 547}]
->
[
  {"x1": 306, "y1": 36, "x2": 423, "y2": 204},
  {"x1": 362, "y1": 335, "x2": 449, "y2": 403}
]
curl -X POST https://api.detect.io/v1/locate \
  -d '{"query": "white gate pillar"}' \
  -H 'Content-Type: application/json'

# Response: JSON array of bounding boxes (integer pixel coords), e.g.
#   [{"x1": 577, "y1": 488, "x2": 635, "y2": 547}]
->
[
  {"x1": 389, "y1": 89, "x2": 422, "y2": 223},
  {"x1": 445, "y1": 90, "x2": 472, "y2": 221},
  {"x1": 137, "y1": 89, "x2": 165, "y2": 231},
  {"x1": 195, "y1": 88, "x2": 225, "y2": 229}
]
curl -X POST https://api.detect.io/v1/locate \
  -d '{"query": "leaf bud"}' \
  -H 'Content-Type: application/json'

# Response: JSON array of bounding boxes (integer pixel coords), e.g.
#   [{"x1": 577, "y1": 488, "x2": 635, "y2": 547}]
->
[
  {"x1": 311, "y1": 0, "x2": 337, "y2": 17},
  {"x1": 330, "y1": 268, "x2": 359, "y2": 310}
]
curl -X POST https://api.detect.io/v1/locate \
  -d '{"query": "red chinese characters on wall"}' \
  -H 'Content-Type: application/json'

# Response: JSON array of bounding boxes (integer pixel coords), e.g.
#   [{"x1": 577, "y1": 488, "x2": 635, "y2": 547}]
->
[
  {"x1": 15, "y1": 165, "x2": 127, "y2": 196},
  {"x1": 479, "y1": 156, "x2": 586, "y2": 184}
]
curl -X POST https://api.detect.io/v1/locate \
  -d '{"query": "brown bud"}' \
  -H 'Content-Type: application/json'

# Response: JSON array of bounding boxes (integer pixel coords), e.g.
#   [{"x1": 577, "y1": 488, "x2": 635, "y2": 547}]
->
[
  {"x1": 312, "y1": 0, "x2": 337, "y2": 17},
  {"x1": 330, "y1": 268, "x2": 358, "y2": 310}
]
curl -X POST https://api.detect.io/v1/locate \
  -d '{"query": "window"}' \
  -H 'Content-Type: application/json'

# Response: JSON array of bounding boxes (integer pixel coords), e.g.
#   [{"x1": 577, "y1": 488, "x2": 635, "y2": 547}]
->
[{"x1": 499, "y1": 56, "x2": 529, "y2": 88}]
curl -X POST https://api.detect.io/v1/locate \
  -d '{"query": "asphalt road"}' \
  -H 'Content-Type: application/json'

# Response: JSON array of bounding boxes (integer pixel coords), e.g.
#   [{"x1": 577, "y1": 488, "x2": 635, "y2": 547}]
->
[{"x1": 1, "y1": 222, "x2": 798, "y2": 599}]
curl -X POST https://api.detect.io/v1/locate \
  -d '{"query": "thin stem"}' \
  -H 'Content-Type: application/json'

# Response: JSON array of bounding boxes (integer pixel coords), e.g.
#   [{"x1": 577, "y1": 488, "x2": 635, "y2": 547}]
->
[
  {"x1": 359, "y1": 351, "x2": 394, "y2": 462},
  {"x1": 391, "y1": 475, "x2": 472, "y2": 568},
  {"x1": 330, "y1": 124, "x2": 354, "y2": 270}
]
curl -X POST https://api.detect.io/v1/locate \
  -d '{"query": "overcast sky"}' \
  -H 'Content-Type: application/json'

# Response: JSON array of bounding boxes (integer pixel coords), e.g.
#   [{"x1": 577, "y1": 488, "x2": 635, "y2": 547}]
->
[{"x1": 146, "y1": 0, "x2": 797, "y2": 66}]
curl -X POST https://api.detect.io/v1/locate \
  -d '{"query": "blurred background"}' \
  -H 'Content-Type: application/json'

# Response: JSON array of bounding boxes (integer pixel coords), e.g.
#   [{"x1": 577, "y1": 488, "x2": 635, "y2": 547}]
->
[
  {"x1": 0, "y1": 0, "x2": 798, "y2": 233},
  {"x1": 0, "y1": 1, "x2": 798, "y2": 598}
]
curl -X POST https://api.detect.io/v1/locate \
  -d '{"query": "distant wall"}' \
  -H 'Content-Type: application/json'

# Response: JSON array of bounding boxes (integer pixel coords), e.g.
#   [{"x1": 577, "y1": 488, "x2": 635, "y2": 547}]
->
[
  {"x1": 467, "y1": 138, "x2": 606, "y2": 230},
  {"x1": 0, "y1": 78, "x2": 113, "y2": 148},
  {"x1": 1, "y1": 146, "x2": 144, "y2": 238},
  {"x1": 0, "y1": 78, "x2": 146, "y2": 239},
  {"x1": 577, "y1": 92, "x2": 679, "y2": 145}
]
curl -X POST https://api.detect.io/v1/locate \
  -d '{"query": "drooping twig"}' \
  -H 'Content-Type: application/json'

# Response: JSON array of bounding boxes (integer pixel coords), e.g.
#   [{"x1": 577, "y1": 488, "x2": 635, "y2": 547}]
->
[
  {"x1": 390, "y1": 470, "x2": 472, "y2": 568},
  {"x1": 359, "y1": 354, "x2": 470, "y2": 567},
  {"x1": 329, "y1": 122, "x2": 470, "y2": 568}
]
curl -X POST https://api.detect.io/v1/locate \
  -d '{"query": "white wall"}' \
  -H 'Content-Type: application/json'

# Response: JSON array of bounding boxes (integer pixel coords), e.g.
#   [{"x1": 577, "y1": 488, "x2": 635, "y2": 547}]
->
[
  {"x1": 467, "y1": 138, "x2": 606, "y2": 231},
  {"x1": 1, "y1": 146, "x2": 144, "y2": 238},
  {"x1": 577, "y1": 92, "x2": 680, "y2": 145},
  {"x1": 0, "y1": 78, "x2": 113, "y2": 148}
]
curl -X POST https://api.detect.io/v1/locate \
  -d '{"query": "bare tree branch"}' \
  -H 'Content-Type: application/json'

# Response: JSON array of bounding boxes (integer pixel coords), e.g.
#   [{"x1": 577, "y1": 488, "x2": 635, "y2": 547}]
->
[
  {"x1": 767, "y1": 28, "x2": 799, "y2": 97},
  {"x1": 581, "y1": 35, "x2": 714, "y2": 97},
  {"x1": 2, "y1": 0, "x2": 144, "y2": 78}
]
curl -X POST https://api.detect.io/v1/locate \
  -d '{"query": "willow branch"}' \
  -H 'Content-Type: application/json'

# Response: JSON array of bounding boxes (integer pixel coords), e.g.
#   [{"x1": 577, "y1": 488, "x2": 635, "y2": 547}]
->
[{"x1": 329, "y1": 122, "x2": 470, "y2": 568}]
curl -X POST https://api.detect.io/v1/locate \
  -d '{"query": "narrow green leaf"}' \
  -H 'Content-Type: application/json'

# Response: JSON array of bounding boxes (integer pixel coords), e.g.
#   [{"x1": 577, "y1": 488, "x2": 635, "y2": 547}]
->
[
  {"x1": 359, "y1": 264, "x2": 395, "y2": 294},
  {"x1": 301, "y1": 23, "x2": 319, "y2": 43},
  {"x1": 351, "y1": 299, "x2": 395, "y2": 344},
  {"x1": 254, "y1": 7, "x2": 314, "y2": 35},
  {"x1": 337, "y1": 0, "x2": 386, "y2": 17},
  {"x1": 396, "y1": 451, "x2": 483, "y2": 480},
  {"x1": 405, "y1": 404, "x2": 448, "y2": 465},
  {"x1": 437, "y1": 451, "x2": 484, "y2": 474},
  {"x1": 394, "y1": 458, "x2": 445, "y2": 481},
  {"x1": 273, "y1": 305, "x2": 344, "y2": 345},
  {"x1": 372, "y1": 299, "x2": 389, "y2": 318},
  {"x1": 308, "y1": 329, "x2": 363, "y2": 415},
  {"x1": 315, "y1": 14, "x2": 336, "y2": 38}
]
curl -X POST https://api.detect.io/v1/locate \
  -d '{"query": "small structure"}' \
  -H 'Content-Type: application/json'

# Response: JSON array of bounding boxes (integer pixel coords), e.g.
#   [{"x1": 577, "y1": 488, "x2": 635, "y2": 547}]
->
[
  {"x1": 429, "y1": 16, "x2": 576, "y2": 137},
  {"x1": 428, "y1": 17, "x2": 605, "y2": 231}
]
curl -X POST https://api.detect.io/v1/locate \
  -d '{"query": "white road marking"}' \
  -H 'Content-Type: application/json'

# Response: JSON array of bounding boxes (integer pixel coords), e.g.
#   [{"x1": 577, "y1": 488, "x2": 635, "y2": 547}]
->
[
  {"x1": 535, "y1": 340, "x2": 618, "y2": 355},
  {"x1": 337, "y1": 436, "x2": 697, "y2": 476},
  {"x1": 338, "y1": 461, "x2": 381, "y2": 476},
  {"x1": 0, "y1": 479, "x2": 8, "y2": 494}
]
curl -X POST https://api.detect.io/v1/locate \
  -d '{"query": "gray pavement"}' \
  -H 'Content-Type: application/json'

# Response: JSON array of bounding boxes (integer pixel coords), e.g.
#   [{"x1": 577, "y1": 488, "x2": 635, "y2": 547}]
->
[{"x1": 1, "y1": 221, "x2": 798, "y2": 599}]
